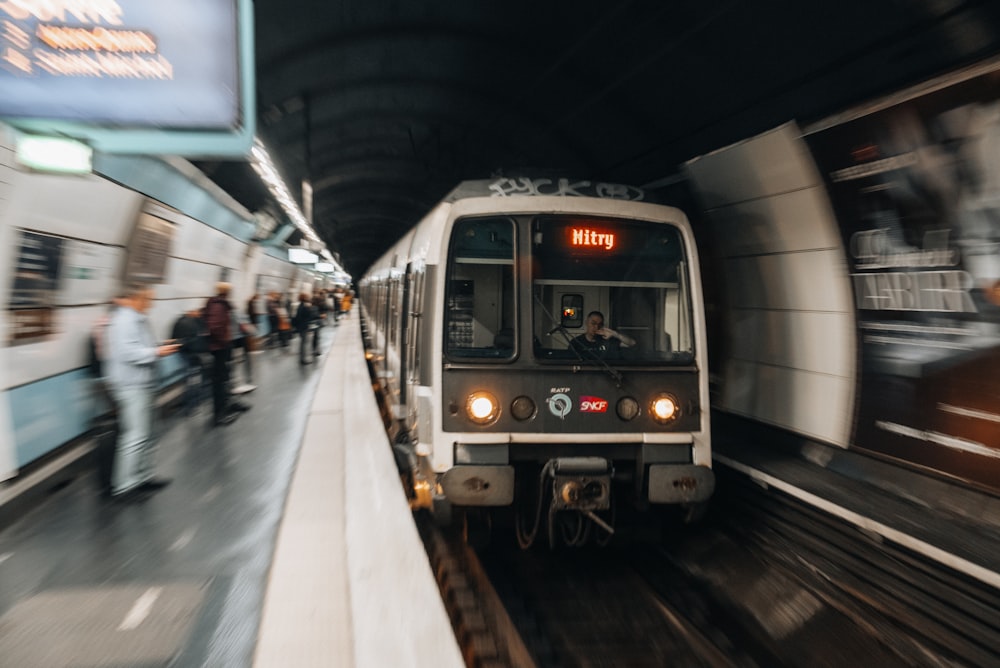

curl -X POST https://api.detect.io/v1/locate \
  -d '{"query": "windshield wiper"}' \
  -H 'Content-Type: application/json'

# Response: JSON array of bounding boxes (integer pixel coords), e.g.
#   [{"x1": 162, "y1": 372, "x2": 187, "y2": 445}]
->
[{"x1": 536, "y1": 295, "x2": 625, "y2": 388}]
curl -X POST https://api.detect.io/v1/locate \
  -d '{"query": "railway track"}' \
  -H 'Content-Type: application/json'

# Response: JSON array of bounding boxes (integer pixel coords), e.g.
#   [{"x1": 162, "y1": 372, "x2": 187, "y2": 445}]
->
[
  {"x1": 415, "y1": 467, "x2": 1000, "y2": 667},
  {"x1": 702, "y1": 468, "x2": 1000, "y2": 666}
]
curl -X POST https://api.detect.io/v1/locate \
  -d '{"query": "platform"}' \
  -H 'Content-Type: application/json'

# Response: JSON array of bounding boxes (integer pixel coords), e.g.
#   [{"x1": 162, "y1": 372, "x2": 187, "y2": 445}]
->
[{"x1": 0, "y1": 311, "x2": 464, "y2": 667}]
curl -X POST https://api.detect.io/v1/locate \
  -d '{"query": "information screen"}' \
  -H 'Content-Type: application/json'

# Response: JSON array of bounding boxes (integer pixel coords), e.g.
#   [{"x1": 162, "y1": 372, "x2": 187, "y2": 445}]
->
[{"x1": 0, "y1": 0, "x2": 239, "y2": 129}]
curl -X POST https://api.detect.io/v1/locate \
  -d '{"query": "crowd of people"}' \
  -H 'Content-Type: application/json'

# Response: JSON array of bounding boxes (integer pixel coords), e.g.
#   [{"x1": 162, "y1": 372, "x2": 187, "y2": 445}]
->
[{"x1": 90, "y1": 282, "x2": 353, "y2": 502}]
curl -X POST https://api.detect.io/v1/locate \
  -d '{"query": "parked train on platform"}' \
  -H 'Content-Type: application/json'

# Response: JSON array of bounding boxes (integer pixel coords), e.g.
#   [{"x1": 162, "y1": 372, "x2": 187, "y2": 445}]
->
[
  {"x1": 0, "y1": 123, "x2": 339, "y2": 483},
  {"x1": 359, "y1": 177, "x2": 714, "y2": 548}
]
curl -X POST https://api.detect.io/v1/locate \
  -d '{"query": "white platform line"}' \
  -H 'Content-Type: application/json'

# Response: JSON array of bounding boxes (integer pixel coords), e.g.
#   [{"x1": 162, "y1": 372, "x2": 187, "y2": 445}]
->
[
  {"x1": 0, "y1": 552, "x2": 12, "y2": 566},
  {"x1": 169, "y1": 528, "x2": 197, "y2": 552},
  {"x1": 117, "y1": 586, "x2": 163, "y2": 631},
  {"x1": 714, "y1": 453, "x2": 1000, "y2": 591}
]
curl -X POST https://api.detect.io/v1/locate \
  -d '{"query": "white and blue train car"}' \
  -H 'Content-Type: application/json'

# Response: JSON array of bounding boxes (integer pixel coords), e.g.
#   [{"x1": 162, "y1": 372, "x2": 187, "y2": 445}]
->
[{"x1": 0, "y1": 122, "x2": 320, "y2": 482}]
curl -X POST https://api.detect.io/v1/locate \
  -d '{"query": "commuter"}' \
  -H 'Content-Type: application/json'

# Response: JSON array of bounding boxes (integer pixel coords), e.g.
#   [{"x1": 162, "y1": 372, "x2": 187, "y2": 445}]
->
[
  {"x1": 312, "y1": 290, "x2": 329, "y2": 356},
  {"x1": 247, "y1": 293, "x2": 261, "y2": 337},
  {"x1": 204, "y1": 282, "x2": 242, "y2": 426},
  {"x1": 88, "y1": 295, "x2": 125, "y2": 495},
  {"x1": 88, "y1": 295, "x2": 126, "y2": 392},
  {"x1": 277, "y1": 293, "x2": 293, "y2": 348},
  {"x1": 170, "y1": 308, "x2": 208, "y2": 416},
  {"x1": 265, "y1": 292, "x2": 280, "y2": 349},
  {"x1": 230, "y1": 303, "x2": 256, "y2": 393},
  {"x1": 265, "y1": 291, "x2": 290, "y2": 349},
  {"x1": 104, "y1": 284, "x2": 180, "y2": 500},
  {"x1": 292, "y1": 292, "x2": 317, "y2": 365},
  {"x1": 332, "y1": 287, "x2": 345, "y2": 322}
]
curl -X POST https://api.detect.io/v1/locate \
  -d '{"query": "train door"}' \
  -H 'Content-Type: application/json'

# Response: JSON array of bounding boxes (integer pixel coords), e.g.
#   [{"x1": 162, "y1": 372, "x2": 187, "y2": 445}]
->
[{"x1": 400, "y1": 262, "x2": 424, "y2": 428}]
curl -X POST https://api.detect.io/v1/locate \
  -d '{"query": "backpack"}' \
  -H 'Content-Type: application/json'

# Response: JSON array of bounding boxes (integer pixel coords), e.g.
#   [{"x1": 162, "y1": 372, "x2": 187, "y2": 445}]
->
[{"x1": 87, "y1": 333, "x2": 102, "y2": 377}]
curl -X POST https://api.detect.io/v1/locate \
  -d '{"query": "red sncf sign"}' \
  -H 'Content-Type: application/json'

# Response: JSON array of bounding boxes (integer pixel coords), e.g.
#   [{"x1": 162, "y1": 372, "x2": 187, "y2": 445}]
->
[{"x1": 579, "y1": 396, "x2": 608, "y2": 413}]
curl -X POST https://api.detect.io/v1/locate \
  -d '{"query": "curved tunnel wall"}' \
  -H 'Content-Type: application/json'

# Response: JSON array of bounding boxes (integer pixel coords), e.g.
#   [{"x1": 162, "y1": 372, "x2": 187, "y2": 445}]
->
[
  {"x1": 683, "y1": 59, "x2": 1000, "y2": 493},
  {"x1": 684, "y1": 123, "x2": 857, "y2": 447}
]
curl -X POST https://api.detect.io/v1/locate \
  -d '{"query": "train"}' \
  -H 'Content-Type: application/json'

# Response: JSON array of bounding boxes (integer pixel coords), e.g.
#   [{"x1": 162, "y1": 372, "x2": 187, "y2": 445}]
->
[
  {"x1": 359, "y1": 177, "x2": 714, "y2": 548},
  {"x1": 0, "y1": 123, "x2": 342, "y2": 482}
]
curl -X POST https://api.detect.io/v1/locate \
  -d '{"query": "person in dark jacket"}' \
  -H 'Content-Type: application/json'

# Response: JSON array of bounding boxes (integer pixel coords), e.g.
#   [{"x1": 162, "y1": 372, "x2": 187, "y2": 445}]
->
[
  {"x1": 204, "y1": 282, "x2": 240, "y2": 426},
  {"x1": 292, "y1": 292, "x2": 316, "y2": 365},
  {"x1": 170, "y1": 308, "x2": 208, "y2": 415},
  {"x1": 311, "y1": 290, "x2": 329, "y2": 357}
]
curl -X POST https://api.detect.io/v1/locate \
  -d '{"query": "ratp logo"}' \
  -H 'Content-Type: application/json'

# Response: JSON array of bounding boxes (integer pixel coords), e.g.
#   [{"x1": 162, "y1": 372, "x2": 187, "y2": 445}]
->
[
  {"x1": 580, "y1": 396, "x2": 608, "y2": 413},
  {"x1": 547, "y1": 393, "x2": 572, "y2": 419}
]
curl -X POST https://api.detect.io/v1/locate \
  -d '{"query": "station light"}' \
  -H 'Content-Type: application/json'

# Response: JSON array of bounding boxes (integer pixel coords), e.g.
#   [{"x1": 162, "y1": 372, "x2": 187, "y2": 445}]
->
[
  {"x1": 288, "y1": 248, "x2": 318, "y2": 264},
  {"x1": 16, "y1": 134, "x2": 92, "y2": 174},
  {"x1": 250, "y1": 137, "x2": 325, "y2": 248}
]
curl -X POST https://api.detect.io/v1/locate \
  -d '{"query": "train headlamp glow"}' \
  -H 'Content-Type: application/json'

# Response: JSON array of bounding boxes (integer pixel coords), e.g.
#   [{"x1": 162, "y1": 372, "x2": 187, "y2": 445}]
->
[
  {"x1": 650, "y1": 394, "x2": 679, "y2": 424},
  {"x1": 466, "y1": 391, "x2": 500, "y2": 424}
]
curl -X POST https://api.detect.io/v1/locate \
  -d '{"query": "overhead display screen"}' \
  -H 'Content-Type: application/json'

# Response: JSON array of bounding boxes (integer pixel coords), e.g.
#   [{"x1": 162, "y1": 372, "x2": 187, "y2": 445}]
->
[{"x1": 0, "y1": 0, "x2": 239, "y2": 129}]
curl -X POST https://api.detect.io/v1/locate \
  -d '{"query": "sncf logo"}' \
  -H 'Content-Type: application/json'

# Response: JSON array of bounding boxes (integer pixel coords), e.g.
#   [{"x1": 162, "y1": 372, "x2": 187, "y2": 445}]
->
[{"x1": 579, "y1": 396, "x2": 608, "y2": 413}]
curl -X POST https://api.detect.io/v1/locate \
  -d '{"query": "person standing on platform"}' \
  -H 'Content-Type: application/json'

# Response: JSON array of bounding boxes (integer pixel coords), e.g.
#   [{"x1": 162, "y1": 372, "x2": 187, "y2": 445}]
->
[
  {"x1": 292, "y1": 292, "x2": 316, "y2": 365},
  {"x1": 332, "y1": 287, "x2": 345, "y2": 322},
  {"x1": 205, "y1": 282, "x2": 241, "y2": 426},
  {"x1": 247, "y1": 293, "x2": 261, "y2": 338},
  {"x1": 312, "y1": 290, "x2": 328, "y2": 357},
  {"x1": 230, "y1": 303, "x2": 256, "y2": 394},
  {"x1": 266, "y1": 291, "x2": 289, "y2": 349},
  {"x1": 170, "y1": 308, "x2": 208, "y2": 416},
  {"x1": 104, "y1": 284, "x2": 180, "y2": 500}
]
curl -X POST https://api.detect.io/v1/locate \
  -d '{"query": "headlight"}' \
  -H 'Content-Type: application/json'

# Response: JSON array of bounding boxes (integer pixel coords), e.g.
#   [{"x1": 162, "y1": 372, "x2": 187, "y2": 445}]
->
[
  {"x1": 466, "y1": 391, "x2": 500, "y2": 424},
  {"x1": 510, "y1": 395, "x2": 537, "y2": 421},
  {"x1": 650, "y1": 394, "x2": 679, "y2": 424},
  {"x1": 616, "y1": 396, "x2": 640, "y2": 421}
]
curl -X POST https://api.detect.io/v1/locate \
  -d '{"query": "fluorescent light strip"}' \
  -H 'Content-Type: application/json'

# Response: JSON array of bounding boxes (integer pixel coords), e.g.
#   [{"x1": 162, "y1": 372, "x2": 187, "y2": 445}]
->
[{"x1": 250, "y1": 137, "x2": 323, "y2": 246}]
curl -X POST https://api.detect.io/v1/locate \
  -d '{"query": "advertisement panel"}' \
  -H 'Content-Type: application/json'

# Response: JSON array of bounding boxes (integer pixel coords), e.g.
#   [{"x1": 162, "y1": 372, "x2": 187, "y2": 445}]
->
[
  {"x1": 804, "y1": 60, "x2": 1000, "y2": 491},
  {"x1": 8, "y1": 229, "x2": 63, "y2": 344}
]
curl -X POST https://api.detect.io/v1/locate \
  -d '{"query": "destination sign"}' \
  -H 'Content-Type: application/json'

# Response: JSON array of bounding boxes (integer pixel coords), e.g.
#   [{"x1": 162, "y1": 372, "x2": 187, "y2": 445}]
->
[
  {"x1": 0, "y1": 0, "x2": 239, "y2": 128},
  {"x1": 569, "y1": 227, "x2": 616, "y2": 251}
]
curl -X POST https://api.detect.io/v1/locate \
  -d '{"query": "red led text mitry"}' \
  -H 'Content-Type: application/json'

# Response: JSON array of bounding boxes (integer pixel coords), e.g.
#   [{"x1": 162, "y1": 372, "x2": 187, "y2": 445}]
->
[{"x1": 571, "y1": 228, "x2": 615, "y2": 250}]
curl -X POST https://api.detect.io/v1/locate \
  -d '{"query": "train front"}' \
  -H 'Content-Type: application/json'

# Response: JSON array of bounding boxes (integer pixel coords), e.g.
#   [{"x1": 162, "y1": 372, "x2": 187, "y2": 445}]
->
[{"x1": 433, "y1": 200, "x2": 714, "y2": 547}]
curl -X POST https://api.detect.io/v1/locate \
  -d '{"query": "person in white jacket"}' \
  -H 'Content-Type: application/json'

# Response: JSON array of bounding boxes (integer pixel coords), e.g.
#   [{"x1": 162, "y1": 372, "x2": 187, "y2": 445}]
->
[{"x1": 104, "y1": 284, "x2": 180, "y2": 500}]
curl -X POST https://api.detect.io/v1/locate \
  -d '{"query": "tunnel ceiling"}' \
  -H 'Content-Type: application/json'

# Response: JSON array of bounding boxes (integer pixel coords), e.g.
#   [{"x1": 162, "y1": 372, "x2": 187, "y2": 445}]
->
[{"x1": 193, "y1": 0, "x2": 1000, "y2": 280}]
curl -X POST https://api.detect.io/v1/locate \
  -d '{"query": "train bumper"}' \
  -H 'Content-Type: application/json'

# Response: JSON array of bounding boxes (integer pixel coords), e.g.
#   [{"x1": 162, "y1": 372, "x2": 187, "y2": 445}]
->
[
  {"x1": 647, "y1": 464, "x2": 715, "y2": 504},
  {"x1": 440, "y1": 465, "x2": 515, "y2": 505}
]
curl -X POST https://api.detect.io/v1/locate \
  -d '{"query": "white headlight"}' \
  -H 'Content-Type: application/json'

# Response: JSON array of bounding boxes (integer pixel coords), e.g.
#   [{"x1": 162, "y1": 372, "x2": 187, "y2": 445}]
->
[
  {"x1": 650, "y1": 394, "x2": 679, "y2": 423},
  {"x1": 466, "y1": 391, "x2": 500, "y2": 424}
]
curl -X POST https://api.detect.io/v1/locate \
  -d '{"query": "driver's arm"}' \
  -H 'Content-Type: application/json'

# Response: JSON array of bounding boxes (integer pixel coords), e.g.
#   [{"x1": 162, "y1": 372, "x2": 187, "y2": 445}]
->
[{"x1": 600, "y1": 327, "x2": 635, "y2": 347}]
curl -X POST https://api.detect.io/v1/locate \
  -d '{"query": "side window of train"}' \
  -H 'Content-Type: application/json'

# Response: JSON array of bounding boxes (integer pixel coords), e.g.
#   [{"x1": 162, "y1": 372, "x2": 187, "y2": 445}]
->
[{"x1": 445, "y1": 217, "x2": 515, "y2": 360}]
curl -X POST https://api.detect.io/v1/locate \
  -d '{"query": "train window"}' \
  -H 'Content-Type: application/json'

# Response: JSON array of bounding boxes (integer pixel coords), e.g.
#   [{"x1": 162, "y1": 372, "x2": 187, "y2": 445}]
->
[
  {"x1": 444, "y1": 217, "x2": 516, "y2": 360},
  {"x1": 531, "y1": 216, "x2": 695, "y2": 364}
]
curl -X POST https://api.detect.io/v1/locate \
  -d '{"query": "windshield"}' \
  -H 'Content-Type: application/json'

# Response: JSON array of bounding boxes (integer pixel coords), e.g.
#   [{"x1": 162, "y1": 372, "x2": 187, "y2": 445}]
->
[{"x1": 531, "y1": 215, "x2": 695, "y2": 365}]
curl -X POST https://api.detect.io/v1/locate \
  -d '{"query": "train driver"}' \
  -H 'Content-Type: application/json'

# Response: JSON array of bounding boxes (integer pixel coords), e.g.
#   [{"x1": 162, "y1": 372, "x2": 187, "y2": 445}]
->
[{"x1": 569, "y1": 310, "x2": 635, "y2": 356}]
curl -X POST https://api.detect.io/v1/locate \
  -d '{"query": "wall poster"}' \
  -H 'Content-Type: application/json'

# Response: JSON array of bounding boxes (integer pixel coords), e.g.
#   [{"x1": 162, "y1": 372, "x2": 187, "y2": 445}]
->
[
  {"x1": 7, "y1": 229, "x2": 64, "y2": 344},
  {"x1": 804, "y1": 61, "x2": 1000, "y2": 491}
]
